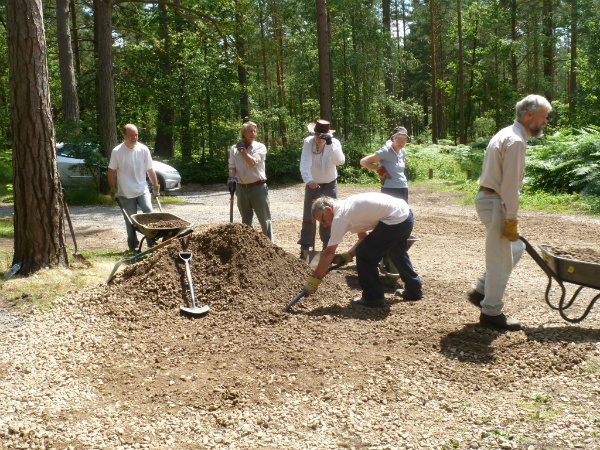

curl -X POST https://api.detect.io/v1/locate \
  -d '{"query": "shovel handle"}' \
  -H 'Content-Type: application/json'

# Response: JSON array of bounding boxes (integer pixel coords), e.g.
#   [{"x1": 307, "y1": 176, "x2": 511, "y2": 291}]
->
[
  {"x1": 285, "y1": 291, "x2": 305, "y2": 311},
  {"x1": 184, "y1": 261, "x2": 197, "y2": 308}
]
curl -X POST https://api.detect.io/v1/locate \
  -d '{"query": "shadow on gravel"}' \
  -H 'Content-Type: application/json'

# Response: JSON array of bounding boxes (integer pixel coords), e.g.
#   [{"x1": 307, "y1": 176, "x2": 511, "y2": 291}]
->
[
  {"x1": 305, "y1": 303, "x2": 392, "y2": 321},
  {"x1": 439, "y1": 323, "x2": 502, "y2": 364},
  {"x1": 522, "y1": 325, "x2": 600, "y2": 344}
]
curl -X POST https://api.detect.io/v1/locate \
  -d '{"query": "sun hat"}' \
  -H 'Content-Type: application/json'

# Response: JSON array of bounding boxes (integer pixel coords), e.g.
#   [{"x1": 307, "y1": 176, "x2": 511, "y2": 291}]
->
[
  {"x1": 307, "y1": 119, "x2": 336, "y2": 135},
  {"x1": 390, "y1": 126, "x2": 411, "y2": 143}
]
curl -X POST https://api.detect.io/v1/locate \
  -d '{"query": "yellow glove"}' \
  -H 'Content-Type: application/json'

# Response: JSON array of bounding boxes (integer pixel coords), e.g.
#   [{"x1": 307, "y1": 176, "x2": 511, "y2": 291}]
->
[
  {"x1": 303, "y1": 275, "x2": 321, "y2": 296},
  {"x1": 152, "y1": 185, "x2": 160, "y2": 198},
  {"x1": 109, "y1": 186, "x2": 118, "y2": 201},
  {"x1": 502, "y1": 219, "x2": 520, "y2": 241},
  {"x1": 332, "y1": 251, "x2": 353, "y2": 266}
]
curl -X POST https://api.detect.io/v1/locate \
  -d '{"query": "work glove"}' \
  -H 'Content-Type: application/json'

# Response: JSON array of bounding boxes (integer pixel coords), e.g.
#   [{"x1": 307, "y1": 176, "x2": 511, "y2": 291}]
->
[
  {"x1": 109, "y1": 186, "x2": 118, "y2": 201},
  {"x1": 152, "y1": 185, "x2": 160, "y2": 198},
  {"x1": 377, "y1": 166, "x2": 391, "y2": 185},
  {"x1": 320, "y1": 133, "x2": 333, "y2": 145},
  {"x1": 502, "y1": 219, "x2": 520, "y2": 241},
  {"x1": 236, "y1": 140, "x2": 246, "y2": 152},
  {"x1": 227, "y1": 176, "x2": 238, "y2": 188},
  {"x1": 303, "y1": 275, "x2": 321, "y2": 296},
  {"x1": 332, "y1": 251, "x2": 353, "y2": 266}
]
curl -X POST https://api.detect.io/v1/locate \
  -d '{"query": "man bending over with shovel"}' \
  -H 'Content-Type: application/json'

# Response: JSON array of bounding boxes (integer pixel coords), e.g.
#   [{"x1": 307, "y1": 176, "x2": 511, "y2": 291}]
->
[{"x1": 304, "y1": 193, "x2": 422, "y2": 307}]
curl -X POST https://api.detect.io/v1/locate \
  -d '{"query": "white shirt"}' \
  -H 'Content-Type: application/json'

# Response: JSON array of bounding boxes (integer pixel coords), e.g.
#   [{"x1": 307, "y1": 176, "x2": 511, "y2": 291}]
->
[
  {"x1": 228, "y1": 141, "x2": 267, "y2": 184},
  {"x1": 478, "y1": 120, "x2": 529, "y2": 220},
  {"x1": 108, "y1": 142, "x2": 153, "y2": 199},
  {"x1": 328, "y1": 192, "x2": 410, "y2": 247},
  {"x1": 300, "y1": 136, "x2": 345, "y2": 184}
]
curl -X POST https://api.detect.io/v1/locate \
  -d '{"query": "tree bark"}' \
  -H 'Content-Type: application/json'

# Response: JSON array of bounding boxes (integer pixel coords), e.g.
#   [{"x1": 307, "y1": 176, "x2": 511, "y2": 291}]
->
[
  {"x1": 382, "y1": 0, "x2": 394, "y2": 127},
  {"x1": 510, "y1": 0, "x2": 518, "y2": 90},
  {"x1": 429, "y1": 0, "x2": 438, "y2": 144},
  {"x1": 270, "y1": 0, "x2": 287, "y2": 144},
  {"x1": 542, "y1": 0, "x2": 554, "y2": 101},
  {"x1": 6, "y1": 0, "x2": 69, "y2": 273},
  {"x1": 457, "y1": 0, "x2": 465, "y2": 144},
  {"x1": 69, "y1": 0, "x2": 82, "y2": 75},
  {"x1": 235, "y1": 0, "x2": 250, "y2": 122},
  {"x1": 259, "y1": 3, "x2": 270, "y2": 148},
  {"x1": 316, "y1": 0, "x2": 332, "y2": 122},
  {"x1": 57, "y1": 0, "x2": 79, "y2": 122},
  {"x1": 93, "y1": 0, "x2": 117, "y2": 160},
  {"x1": 569, "y1": 0, "x2": 577, "y2": 115},
  {"x1": 154, "y1": 4, "x2": 175, "y2": 158}
]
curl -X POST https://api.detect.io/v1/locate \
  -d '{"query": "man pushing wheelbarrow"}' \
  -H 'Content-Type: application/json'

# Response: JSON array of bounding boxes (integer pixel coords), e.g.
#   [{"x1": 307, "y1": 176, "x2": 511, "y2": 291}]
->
[{"x1": 467, "y1": 95, "x2": 552, "y2": 331}]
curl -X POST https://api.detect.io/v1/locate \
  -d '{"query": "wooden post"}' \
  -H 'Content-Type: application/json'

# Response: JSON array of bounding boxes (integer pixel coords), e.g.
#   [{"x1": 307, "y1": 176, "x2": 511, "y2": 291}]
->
[
  {"x1": 428, "y1": 168, "x2": 433, "y2": 179},
  {"x1": 467, "y1": 169, "x2": 472, "y2": 180}
]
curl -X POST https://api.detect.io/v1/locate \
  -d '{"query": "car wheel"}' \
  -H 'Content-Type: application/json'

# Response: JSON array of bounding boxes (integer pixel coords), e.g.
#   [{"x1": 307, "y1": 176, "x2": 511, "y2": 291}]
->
[{"x1": 157, "y1": 175, "x2": 165, "y2": 193}]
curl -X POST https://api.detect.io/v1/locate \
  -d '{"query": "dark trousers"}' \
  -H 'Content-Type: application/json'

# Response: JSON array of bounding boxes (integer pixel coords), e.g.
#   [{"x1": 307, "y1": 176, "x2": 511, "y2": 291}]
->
[
  {"x1": 381, "y1": 187, "x2": 409, "y2": 203},
  {"x1": 298, "y1": 179, "x2": 338, "y2": 247},
  {"x1": 355, "y1": 210, "x2": 421, "y2": 301}
]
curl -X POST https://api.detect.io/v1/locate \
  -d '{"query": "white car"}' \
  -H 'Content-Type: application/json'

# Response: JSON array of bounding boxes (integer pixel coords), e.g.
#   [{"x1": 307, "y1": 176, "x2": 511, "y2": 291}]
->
[{"x1": 56, "y1": 143, "x2": 182, "y2": 192}]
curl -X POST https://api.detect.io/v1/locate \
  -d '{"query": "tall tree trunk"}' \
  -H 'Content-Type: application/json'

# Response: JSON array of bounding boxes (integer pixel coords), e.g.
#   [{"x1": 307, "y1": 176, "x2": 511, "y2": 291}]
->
[
  {"x1": 457, "y1": 0, "x2": 465, "y2": 144},
  {"x1": 465, "y1": 20, "x2": 478, "y2": 137},
  {"x1": 57, "y1": 0, "x2": 80, "y2": 123},
  {"x1": 93, "y1": 0, "x2": 117, "y2": 160},
  {"x1": 382, "y1": 0, "x2": 394, "y2": 127},
  {"x1": 402, "y1": 0, "x2": 410, "y2": 131},
  {"x1": 394, "y1": 0, "x2": 403, "y2": 102},
  {"x1": 429, "y1": 0, "x2": 438, "y2": 144},
  {"x1": 270, "y1": 0, "x2": 287, "y2": 144},
  {"x1": 235, "y1": 0, "x2": 250, "y2": 122},
  {"x1": 569, "y1": 0, "x2": 577, "y2": 116},
  {"x1": 69, "y1": 0, "x2": 82, "y2": 75},
  {"x1": 316, "y1": 0, "x2": 332, "y2": 122},
  {"x1": 6, "y1": 0, "x2": 69, "y2": 273},
  {"x1": 542, "y1": 0, "x2": 554, "y2": 101},
  {"x1": 154, "y1": 3, "x2": 175, "y2": 158},
  {"x1": 510, "y1": 0, "x2": 518, "y2": 91},
  {"x1": 259, "y1": 4, "x2": 270, "y2": 148}
]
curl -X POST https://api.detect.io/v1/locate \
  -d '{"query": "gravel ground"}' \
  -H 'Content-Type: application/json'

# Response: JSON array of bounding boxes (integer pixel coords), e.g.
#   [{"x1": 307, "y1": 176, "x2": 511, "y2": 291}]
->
[{"x1": 1, "y1": 182, "x2": 600, "y2": 450}]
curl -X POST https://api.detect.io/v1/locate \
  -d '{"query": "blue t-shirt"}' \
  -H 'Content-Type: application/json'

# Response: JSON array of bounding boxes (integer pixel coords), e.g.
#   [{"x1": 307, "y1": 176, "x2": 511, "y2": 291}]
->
[{"x1": 375, "y1": 140, "x2": 408, "y2": 189}]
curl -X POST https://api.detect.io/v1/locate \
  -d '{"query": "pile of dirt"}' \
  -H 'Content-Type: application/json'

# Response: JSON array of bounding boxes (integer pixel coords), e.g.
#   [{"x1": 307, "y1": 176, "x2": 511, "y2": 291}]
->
[{"x1": 95, "y1": 223, "x2": 314, "y2": 323}]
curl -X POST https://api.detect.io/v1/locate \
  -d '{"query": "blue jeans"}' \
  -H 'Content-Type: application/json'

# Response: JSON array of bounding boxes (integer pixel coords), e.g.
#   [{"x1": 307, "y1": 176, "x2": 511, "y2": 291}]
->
[
  {"x1": 355, "y1": 210, "x2": 422, "y2": 301},
  {"x1": 474, "y1": 191, "x2": 525, "y2": 316},
  {"x1": 298, "y1": 180, "x2": 338, "y2": 248},
  {"x1": 236, "y1": 183, "x2": 273, "y2": 242},
  {"x1": 119, "y1": 194, "x2": 153, "y2": 251}
]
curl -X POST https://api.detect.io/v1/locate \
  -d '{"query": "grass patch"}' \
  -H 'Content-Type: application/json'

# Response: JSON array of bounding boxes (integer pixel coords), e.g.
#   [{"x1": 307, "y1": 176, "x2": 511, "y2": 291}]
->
[
  {"x1": 0, "y1": 216, "x2": 13, "y2": 238},
  {"x1": 0, "y1": 246, "x2": 130, "y2": 310}
]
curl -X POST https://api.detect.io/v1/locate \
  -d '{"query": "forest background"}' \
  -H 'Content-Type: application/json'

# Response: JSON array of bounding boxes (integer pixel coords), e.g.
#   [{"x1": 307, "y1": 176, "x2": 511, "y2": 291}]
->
[{"x1": 1, "y1": 0, "x2": 600, "y2": 204}]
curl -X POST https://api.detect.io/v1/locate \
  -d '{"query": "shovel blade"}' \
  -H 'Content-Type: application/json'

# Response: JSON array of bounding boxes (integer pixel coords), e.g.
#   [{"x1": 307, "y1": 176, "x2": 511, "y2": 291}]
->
[
  {"x1": 304, "y1": 250, "x2": 322, "y2": 269},
  {"x1": 180, "y1": 305, "x2": 210, "y2": 315}
]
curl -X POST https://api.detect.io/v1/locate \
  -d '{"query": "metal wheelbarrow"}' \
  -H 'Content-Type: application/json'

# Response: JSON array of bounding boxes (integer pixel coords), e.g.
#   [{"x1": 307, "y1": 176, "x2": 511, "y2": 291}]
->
[
  {"x1": 116, "y1": 197, "x2": 192, "y2": 252},
  {"x1": 521, "y1": 236, "x2": 600, "y2": 323}
]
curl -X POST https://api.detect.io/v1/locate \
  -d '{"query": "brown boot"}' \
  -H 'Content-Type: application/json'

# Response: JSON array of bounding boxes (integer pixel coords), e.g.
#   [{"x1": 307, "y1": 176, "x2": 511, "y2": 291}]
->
[{"x1": 479, "y1": 312, "x2": 521, "y2": 331}]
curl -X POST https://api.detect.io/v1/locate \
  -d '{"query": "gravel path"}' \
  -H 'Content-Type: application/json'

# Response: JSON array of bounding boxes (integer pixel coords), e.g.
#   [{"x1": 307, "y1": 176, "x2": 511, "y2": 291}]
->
[{"x1": 1, "y1": 183, "x2": 600, "y2": 450}]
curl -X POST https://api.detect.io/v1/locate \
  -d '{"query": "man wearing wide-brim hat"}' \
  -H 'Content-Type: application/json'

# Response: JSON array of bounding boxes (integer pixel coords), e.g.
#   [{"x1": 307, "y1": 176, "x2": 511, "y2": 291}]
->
[{"x1": 298, "y1": 119, "x2": 345, "y2": 259}]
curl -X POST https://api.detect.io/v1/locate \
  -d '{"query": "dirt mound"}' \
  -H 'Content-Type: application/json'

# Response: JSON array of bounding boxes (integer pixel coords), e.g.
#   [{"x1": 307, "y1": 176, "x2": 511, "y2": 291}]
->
[{"x1": 96, "y1": 223, "x2": 313, "y2": 323}]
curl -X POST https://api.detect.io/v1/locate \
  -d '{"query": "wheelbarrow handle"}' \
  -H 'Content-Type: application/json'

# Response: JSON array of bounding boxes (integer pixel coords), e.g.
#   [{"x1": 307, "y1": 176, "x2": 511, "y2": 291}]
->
[
  {"x1": 115, "y1": 197, "x2": 135, "y2": 227},
  {"x1": 520, "y1": 236, "x2": 560, "y2": 281}
]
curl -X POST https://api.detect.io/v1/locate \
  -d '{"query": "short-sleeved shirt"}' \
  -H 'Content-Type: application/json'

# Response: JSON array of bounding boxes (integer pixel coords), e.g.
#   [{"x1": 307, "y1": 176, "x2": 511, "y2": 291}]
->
[
  {"x1": 375, "y1": 140, "x2": 407, "y2": 189},
  {"x1": 108, "y1": 142, "x2": 153, "y2": 199},
  {"x1": 327, "y1": 192, "x2": 410, "y2": 247},
  {"x1": 228, "y1": 141, "x2": 268, "y2": 184}
]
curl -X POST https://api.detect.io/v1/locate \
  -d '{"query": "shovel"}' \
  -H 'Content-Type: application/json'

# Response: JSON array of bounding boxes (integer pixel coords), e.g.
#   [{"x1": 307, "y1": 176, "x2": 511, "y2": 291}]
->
[
  {"x1": 179, "y1": 252, "x2": 209, "y2": 316},
  {"x1": 106, "y1": 228, "x2": 193, "y2": 284},
  {"x1": 304, "y1": 199, "x2": 322, "y2": 268},
  {"x1": 62, "y1": 188, "x2": 91, "y2": 266},
  {"x1": 228, "y1": 181, "x2": 236, "y2": 223},
  {"x1": 284, "y1": 261, "x2": 345, "y2": 312}
]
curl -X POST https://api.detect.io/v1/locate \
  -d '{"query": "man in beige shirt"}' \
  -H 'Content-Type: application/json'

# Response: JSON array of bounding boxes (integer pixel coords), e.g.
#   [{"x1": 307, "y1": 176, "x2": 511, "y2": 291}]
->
[{"x1": 468, "y1": 95, "x2": 551, "y2": 330}]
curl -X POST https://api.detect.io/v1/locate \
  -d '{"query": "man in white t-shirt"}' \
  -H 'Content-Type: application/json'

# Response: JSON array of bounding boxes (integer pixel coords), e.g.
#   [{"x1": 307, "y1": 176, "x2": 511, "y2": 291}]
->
[
  {"x1": 108, "y1": 124, "x2": 160, "y2": 251},
  {"x1": 304, "y1": 192, "x2": 422, "y2": 307}
]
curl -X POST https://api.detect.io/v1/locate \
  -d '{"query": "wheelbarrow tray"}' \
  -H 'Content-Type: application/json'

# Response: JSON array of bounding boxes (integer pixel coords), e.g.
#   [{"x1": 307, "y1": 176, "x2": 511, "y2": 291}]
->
[
  {"x1": 130, "y1": 212, "x2": 192, "y2": 241},
  {"x1": 539, "y1": 245, "x2": 600, "y2": 290}
]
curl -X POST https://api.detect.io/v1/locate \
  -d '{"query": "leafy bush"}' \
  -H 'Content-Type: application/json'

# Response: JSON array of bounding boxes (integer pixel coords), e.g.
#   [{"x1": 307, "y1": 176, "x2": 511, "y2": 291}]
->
[{"x1": 526, "y1": 126, "x2": 600, "y2": 195}]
